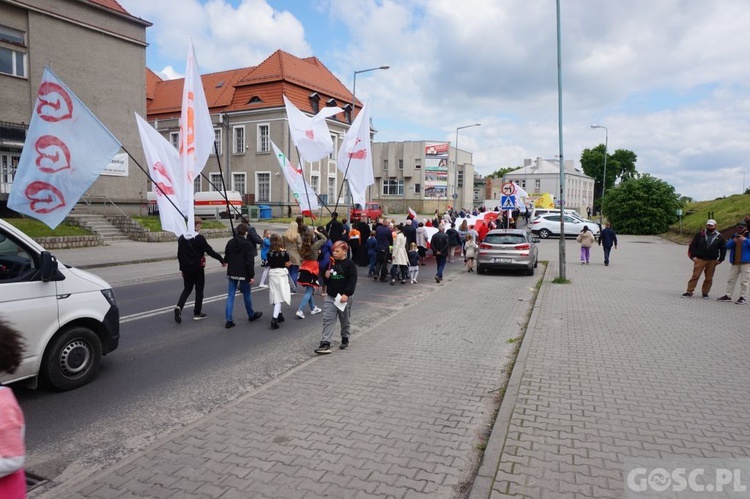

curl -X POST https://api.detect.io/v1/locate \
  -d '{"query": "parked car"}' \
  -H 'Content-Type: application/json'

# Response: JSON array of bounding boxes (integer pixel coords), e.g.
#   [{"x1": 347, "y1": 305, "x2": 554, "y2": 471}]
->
[
  {"x1": 0, "y1": 218, "x2": 119, "y2": 390},
  {"x1": 476, "y1": 229, "x2": 539, "y2": 275},
  {"x1": 530, "y1": 214, "x2": 601, "y2": 240},
  {"x1": 350, "y1": 202, "x2": 383, "y2": 223}
]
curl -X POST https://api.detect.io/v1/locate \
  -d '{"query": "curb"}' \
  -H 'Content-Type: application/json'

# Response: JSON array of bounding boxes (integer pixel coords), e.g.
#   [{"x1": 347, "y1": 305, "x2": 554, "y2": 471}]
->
[{"x1": 468, "y1": 263, "x2": 549, "y2": 499}]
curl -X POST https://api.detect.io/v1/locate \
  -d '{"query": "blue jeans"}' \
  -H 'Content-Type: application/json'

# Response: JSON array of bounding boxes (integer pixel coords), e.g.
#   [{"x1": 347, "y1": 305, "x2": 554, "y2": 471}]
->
[
  {"x1": 225, "y1": 278, "x2": 255, "y2": 321},
  {"x1": 368, "y1": 253, "x2": 377, "y2": 274},
  {"x1": 298, "y1": 286, "x2": 316, "y2": 312},
  {"x1": 603, "y1": 245, "x2": 612, "y2": 264},
  {"x1": 288, "y1": 265, "x2": 299, "y2": 292},
  {"x1": 436, "y1": 254, "x2": 447, "y2": 278}
]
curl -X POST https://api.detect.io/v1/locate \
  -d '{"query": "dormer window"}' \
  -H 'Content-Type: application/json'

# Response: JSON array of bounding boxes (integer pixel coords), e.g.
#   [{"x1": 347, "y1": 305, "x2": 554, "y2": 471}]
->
[
  {"x1": 344, "y1": 104, "x2": 352, "y2": 124},
  {"x1": 309, "y1": 92, "x2": 320, "y2": 113},
  {"x1": 247, "y1": 96, "x2": 263, "y2": 104},
  {"x1": 215, "y1": 81, "x2": 224, "y2": 88},
  {"x1": 326, "y1": 98, "x2": 337, "y2": 107}
]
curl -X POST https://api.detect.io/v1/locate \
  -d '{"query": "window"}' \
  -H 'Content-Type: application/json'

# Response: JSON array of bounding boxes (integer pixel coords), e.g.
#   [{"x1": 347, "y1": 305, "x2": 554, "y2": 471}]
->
[
  {"x1": 193, "y1": 176, "x2": 201, "y2": 193},
  {"x1": 329, "y1": 135, "x2": 337, "y2": 159},
  {"x1": 209, "y1": 173, "x2": 223, "y2": 191},
  {"x1": 232, "y1": 173, "x2": 246, "y2": 197},
  {"x1": 309, "y1": 93, "x2": 320, "y2": 113},
  {"x1": 535, "y1": 179, "x2": 541, "y2": 191},
  {"x1": 256, "y1": 172, "x2": 270, "y2": 202},
  {"x1": 0, "y1": 25, "x2": 25, "y2": 45},
  {"x1": 415, "y1": 159, "x2": 421, "y2": 169},
  {"x1": 257, "y1": 124, "x2": 270, "y2": 153},
  {"x1": 383, "y1": 160, "x2": 388, "y2": 171},
  {"x1": 345, "y1": 105, "x2": 352, "y2": 124},
  {"x1": 0, "y1": 231, "x2": 35, "y2": 282},
  {"x1": 398, "y1": 159, "x2": 403, "y2": 170},
  {"x1": 458, "y1": 171, "x2": 464, "y2": 187},
  {"x1": 414, "y1": 183, "x2": 421, "y2": 194},
  {"x1": 169, "y1": 132, "x2": 179, "y2": 149},
  {"x1": 233, "y1": 126, "x2": 245, "y2": 154},
  {"x1": 328, "y1": 177, "x2": 337, "y2": 203},
  {"x1": 310, "y1": 174, "x2": 319, "y2": 194},
  {"x1": 326, "y1": 98, "x2": 337, "y2": 107},
  {"x1": 213, "y1": 129, "x2": 222, "y2": 156},
  {"x1": 0, "y1": 47, "x2": 26, "y2": 78},
  {"x1": 382, "y1": 179, "x2": 404, "y2": 196}
]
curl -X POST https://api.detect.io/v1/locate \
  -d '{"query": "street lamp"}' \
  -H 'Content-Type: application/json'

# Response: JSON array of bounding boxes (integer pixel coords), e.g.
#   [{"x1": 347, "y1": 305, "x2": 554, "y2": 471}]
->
[
  {"x1": 454, "y1": 123, "x2": 481, "y2": 210},
  {"x1": 346, "y1": 65, "x2": 389, "y2": 222},
  {"x1": 590, "y1": 124, "x2": 608, "y2": 222}
]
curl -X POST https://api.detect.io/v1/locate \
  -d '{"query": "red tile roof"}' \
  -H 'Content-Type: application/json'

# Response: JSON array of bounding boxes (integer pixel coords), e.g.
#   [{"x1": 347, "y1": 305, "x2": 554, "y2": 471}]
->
[
  {"x1": 146, "y1": 50, "x2": 357, "y2": 123},
  {"x1": 87, "y1": 0, "x2": 130, "y2": 16}
]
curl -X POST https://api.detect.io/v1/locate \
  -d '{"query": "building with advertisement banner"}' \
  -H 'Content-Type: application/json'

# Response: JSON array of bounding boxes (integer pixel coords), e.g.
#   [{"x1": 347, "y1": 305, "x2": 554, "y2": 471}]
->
[{"x1": 371, "y1": 140, "x2": 475, "y2": 215}]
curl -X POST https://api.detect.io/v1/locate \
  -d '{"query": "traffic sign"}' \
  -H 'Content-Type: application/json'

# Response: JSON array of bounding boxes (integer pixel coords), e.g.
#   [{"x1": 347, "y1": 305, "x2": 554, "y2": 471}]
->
[
  {"x1": 452, "y1": 193, "x2": 458, "y2": 200},
  {"x1": 501, "y1": 195, "x2": 516, "y2": 210},
  {"x1": 501, "y1": 182, "x2": 516, "y2": 196}
]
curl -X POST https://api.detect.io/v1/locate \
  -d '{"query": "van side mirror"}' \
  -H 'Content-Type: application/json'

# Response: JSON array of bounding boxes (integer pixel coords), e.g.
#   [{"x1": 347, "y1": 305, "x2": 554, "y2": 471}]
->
[{"x1": 40, "y1": 251, "x2": 62, "y2": 282}]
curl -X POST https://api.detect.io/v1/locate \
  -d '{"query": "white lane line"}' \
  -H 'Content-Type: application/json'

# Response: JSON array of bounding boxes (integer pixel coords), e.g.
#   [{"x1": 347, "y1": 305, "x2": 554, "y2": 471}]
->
[{"x1": 120, "y1": 288, "x2": 267, "y2": 323}]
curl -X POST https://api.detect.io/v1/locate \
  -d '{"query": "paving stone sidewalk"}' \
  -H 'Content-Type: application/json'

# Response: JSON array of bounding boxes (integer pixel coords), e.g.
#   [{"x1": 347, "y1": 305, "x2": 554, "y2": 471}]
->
[
  {"x1": 35, "y1": 258, "x2": 539, "y2": 498},
  {"x1": 471, "y1": 236, "x2": 750, "y2": 499}
]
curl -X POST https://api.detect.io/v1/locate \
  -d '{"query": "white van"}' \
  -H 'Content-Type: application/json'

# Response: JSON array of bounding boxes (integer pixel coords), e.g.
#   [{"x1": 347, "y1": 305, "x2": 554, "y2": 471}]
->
[{"x1": 0, "y1": 218, "x2": 119, "y2": 390}]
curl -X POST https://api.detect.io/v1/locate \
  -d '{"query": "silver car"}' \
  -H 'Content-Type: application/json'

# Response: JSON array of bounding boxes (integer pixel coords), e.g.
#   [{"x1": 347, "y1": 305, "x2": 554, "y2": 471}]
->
[{"x1": 476, "y1": 229, "x2": 539, "y2": 275}]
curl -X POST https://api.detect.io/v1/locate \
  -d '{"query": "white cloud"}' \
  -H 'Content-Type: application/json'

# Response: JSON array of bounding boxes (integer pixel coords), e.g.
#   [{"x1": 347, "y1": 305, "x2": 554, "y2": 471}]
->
[{"x1": 121, "y1": 0, "x2": 750, "y2": 200}]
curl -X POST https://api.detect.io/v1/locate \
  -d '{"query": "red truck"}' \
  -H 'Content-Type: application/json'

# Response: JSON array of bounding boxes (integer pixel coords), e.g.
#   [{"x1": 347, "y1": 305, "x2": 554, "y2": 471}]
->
[{"x1": 350, "y1": 203, "x2": 383, "y2": 223}]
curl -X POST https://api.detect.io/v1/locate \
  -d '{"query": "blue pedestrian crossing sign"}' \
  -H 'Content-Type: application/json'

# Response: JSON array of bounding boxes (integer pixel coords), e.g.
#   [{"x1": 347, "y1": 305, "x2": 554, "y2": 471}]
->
[{"x1": 501, "y1": 195, "x2": 516, "y2": 210}]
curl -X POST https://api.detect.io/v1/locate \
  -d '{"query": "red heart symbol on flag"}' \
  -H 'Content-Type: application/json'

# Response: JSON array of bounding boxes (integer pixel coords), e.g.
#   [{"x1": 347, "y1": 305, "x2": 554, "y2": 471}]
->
[
  {"x1": 35, "y1": 135, "x2": 71, "y2": 173},
  {"x1": 25, "y1": 181, "x2": 66, "y2": 213},
  {"x1": 305, "y1": 129, "x2": 314, "y2": 140},
  {"x1": 37, "y1": 81, "x2": 74, "y2": 122}
]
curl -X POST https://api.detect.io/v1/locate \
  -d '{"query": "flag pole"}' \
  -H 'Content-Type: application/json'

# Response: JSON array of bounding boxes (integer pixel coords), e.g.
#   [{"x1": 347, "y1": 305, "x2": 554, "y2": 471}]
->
[
  {"x1": 287, "y1": 143, "x2": 334, "y2": 219},
  {"x1": 212, "y1": 140, "x2": 237, "y2": 233},
  {"x1": 124, "y1": 147, "x2": 188, "y2": 222},
  {"x1": 293, "y1": 145, "x2": 315, "y2": 227}
]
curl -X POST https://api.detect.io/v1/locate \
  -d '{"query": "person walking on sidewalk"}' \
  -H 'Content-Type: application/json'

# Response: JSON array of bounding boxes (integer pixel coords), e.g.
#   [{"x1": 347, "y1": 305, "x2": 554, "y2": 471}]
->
[
  {"x1": 267, "y1": 233, "x2": 291, "y2": 329},
  {"x1": 598, "y1": 222, "x2": 618, "y2": 266},
  {"x1": 464, "y1": 233, "x2": 478, "y2": 272},
  {"x1": 576, "y1": 226, "x2": 596, "y2": 264},
  {"x1": 314, "y1": 241, "x2": 358, "y2": 354},
  {"x1": 389, "y1": 223, "x2": 409, "y2": 284},
  {"x1": 295, "y1": 229, "x2": 326, "y2": 319},
  {"x1": 407, "y1": 242, "x2": 420, "y2": 283},
  {"x1": 174, "y1": 217, "x2": 226, "y2": 323},
  {"x1": 683, "y1": 219, "x2": 726, "y2": 299},
  {"x1": 0, "y1": 318, "x2": 26, "y2": 499},
  {"x1": 283, "y1": 221, "x2": 303, "y2": 293},
  {"x1": 716, "y1": 222, "x2": 750, "y2": 304},
  {"x1": 374, "y1": 217, "x2": 393, "y2": 281},
  {"x1": 430, "y1": 223, "x2": 450, "y2": 283},
  {"x1": 223, "y1": 223, "x2": 263, "y2": 329}
]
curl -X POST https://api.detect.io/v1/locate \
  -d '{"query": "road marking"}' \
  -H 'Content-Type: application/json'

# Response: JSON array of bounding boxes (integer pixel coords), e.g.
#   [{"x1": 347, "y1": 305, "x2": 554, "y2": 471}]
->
[{"x1": 120, "y1": 288, "x2": 267, "y2": 323}]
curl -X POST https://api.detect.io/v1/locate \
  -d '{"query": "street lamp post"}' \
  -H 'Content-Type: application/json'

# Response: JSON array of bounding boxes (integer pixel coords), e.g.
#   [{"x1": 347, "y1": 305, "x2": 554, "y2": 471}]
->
[
  {"x1": 346, "y1": 65, "x2": 389, "y2": 223},
  {"x1": 590, "y1": 124, "x2": 608, "y2": 223},
  {"x1": 454, "y1": 123, "x2": 481, "y2": 211}
]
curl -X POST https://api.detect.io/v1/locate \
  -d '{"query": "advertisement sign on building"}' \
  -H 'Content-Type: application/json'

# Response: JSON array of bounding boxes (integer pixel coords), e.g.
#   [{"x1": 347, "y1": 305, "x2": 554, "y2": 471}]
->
[{"x1": 424, "y1": 142, "x2": 449, "y2": 198}]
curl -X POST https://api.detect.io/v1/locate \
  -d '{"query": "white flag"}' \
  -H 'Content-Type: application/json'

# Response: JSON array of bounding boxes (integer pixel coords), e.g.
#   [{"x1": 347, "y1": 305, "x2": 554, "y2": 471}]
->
[
  {"x1": 337, "y1": 101, "x2": 374, "y2": 207},
  {"x1": 284, "y1": 95, "x2": 342, "y2": 164},
  {"x1": 8, "y1": 68, "x2": 122, "y2": 228},
  {"x1": 179, "y1": 40, "x2": 214, "y2": 237},
  {"x1": 271, "y1": 141, "x2": 319, "y2": 216},
  {"x1": 135, "y1": 113, "x2": 188, "y2": 237}
]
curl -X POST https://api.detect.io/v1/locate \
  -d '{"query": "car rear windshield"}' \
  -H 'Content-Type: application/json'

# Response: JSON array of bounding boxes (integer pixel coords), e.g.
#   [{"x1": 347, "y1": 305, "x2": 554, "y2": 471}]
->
[{"x1": 484, "y1": 234, "x2": 527, "y2": 245}]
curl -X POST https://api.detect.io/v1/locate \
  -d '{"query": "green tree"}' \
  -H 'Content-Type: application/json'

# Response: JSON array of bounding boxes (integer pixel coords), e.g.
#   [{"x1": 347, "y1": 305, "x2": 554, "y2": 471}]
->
[
  {"x1": 489, "y1": 166, "x2": 521, "y2": 178},
  {"x1": 602, "y1": 174, "x2": 681, "y2": 235},
  {"x1": 580, "y1": 146, "x2": 638, "y2": 211}
]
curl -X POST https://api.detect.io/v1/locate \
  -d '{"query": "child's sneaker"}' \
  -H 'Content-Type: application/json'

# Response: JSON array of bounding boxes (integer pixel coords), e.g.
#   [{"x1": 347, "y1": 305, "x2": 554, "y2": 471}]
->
[
  {"x1": 717, "y1": 295, "x2": 733, "y2": 302},
  {"x1": 296, "y1": 310, "x2": 305, "y2": 319},
  {"x1": 736, "y1": 297, "x2": 747, "y2": 305},
  {"x1": 310, "y1": 307, "x2": 322, "y2": 315}
]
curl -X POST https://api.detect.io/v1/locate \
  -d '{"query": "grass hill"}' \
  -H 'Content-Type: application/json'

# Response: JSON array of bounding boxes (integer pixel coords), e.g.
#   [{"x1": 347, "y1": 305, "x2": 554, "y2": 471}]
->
[{"x1": 662, "y1": 194, "x2": 750, "y2": 244}]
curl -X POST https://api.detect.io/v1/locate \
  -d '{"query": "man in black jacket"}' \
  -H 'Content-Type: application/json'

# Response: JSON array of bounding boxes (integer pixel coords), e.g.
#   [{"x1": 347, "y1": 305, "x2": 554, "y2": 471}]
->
[
  {"x1": 431, "y1": 223, "x2": 450, "y2": 283},
  {"x1": 224, "y1": 223, "x2": 263, "y2": 328},
  {"x1": 315, "y1": 241, "x2": 358, "y2": 354},
  {"x1": 174, "y1": 217, "x2": 225, "y2": 323},
  {"x1": 683, "y1": 219, "x2": 726, "y2": 299}
]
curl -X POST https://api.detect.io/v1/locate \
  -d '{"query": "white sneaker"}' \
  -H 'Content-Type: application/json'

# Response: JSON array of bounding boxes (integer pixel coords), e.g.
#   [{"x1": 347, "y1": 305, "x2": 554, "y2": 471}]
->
[
  {"x1": 310, "y1": 307, "x2": 322, "y2": 315},
  {"x1": 295, "y1": 310, "x2": 305, "y2": 319},
  {"x1": 258, "y1": 283, "x2": 268, "y2": 289}
]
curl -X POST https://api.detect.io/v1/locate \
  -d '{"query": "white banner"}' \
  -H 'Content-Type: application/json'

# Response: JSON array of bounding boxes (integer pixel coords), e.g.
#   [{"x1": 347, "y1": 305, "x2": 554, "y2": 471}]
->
[{"x1": 101, "y1": 152, "x2": 128, "y2": 177}]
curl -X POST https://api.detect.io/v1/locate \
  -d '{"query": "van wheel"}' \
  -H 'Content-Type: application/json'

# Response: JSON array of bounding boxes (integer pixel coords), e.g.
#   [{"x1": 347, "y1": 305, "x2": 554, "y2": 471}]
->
[{"x1": 41, "y1": 327, "x2": 102, "y2": 391}]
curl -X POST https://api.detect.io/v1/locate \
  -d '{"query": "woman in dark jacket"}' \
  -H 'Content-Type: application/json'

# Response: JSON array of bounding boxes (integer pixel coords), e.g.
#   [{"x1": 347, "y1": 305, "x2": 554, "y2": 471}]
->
[{"x1": 174, "y1": 217, "x2": 225, "y2": 323}]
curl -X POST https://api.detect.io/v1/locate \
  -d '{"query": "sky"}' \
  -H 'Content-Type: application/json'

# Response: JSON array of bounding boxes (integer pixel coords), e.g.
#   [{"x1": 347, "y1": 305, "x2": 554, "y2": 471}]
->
[{"x1": 117, "y1": 0, "x2": 750, "y2": 202}]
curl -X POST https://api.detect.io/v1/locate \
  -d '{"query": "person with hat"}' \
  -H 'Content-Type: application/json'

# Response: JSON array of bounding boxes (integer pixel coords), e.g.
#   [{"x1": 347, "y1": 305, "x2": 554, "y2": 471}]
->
[
  {"x1": 682, "y1": 219, "x2": 726, "y2": 298},
  {"x1": 716, "y1": 222, "x2": 750, "y2": 304}
]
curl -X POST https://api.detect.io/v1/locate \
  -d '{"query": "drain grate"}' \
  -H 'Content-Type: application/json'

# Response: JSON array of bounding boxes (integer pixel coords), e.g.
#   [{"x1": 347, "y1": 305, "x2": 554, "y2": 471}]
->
[{"x1": 26, "y1": 471, "x2": 48, "y2": 492}]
